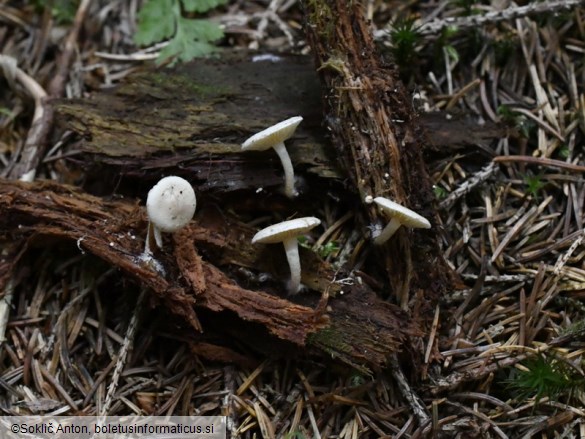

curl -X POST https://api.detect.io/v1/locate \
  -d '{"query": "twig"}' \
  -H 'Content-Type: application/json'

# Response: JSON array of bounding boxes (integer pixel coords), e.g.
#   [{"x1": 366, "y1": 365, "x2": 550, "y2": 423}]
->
[
  {"x1": 439, "y1": 162, "x2": 499, "y2": 210},
  {"x1": 100, "y1": 286, "x2": 147, "y2": 415},
  {"x1": 48, "y1": 0, "x2": 91, "y2": 98},
  {"x1": 493, "y1": 155, "x2": 585, "y2": 172},
  {"x1": 0, "y1": 55, "x2": 49, "y2": 181},
  {"x1": 304, "y1": 394, "x2": 321, "y2": 439},
  {"x1": 4, "y1": 0, "x2": 90, "y2": 180},
  {"x1": 0, "y1": 278, "x2": 15, "y2": 344},
  {"x1": 417, "y1": 0, "x2": 584, "y2": 37},
  {"x1": 430, "y1": 330, "x2": 585, "y2": 395},
  {"x1": 223, "y1": 365, "x2": 238, "y2": 439},
  {"x1": 389, "y1": 354, "x2": 430, "y2": 426}
]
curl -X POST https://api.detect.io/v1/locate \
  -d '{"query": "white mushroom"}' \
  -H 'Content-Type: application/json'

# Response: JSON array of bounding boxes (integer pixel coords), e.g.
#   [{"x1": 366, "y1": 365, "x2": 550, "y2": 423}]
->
[
  {"x1": 145, "y1": 176, "x2": 196, "y2": 253},
  {"x1": 372, "y1": 197, "x2": 430, "y2": 245},
  {"x1": 251, "y1": 216, "x2": 321, "y2": 294},
  {"x1": 242, "y1": 116, "x2": 303, "y2": 198}
]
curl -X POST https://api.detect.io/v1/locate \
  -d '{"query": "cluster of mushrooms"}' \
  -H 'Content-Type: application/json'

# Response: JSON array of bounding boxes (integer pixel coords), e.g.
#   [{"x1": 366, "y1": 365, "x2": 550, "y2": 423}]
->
[{"x1": 142, "y1": 116, "x2": 431, "y2": 294}]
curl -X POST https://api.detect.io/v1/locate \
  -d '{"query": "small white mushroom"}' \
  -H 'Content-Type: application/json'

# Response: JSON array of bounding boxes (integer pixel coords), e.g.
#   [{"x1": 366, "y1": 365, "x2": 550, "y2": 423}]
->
[
  {"x1": 372, "y1": 197, "x2": 430, "y2": 245},
  {"x1": 251, "y1": 216, "x2": 321, "y2": 294},
  {"x1": 242, "y1": 116, "x2": 303, "y2": 198},
  {"x1": 145, "y1": 176, "x2": 196, "y2": 254}
]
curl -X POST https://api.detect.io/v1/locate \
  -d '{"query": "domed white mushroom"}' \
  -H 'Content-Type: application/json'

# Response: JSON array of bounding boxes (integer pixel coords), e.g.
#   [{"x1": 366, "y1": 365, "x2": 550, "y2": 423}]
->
[
  {"x1": 252, "y1": 216, "x2": 321, "y2": 294},
  {"x1": 242, "y1": 116, "x2": 303, "y2": 198},
  {"x1": 145, "y1": 176, "x2": 196, "y2": 253},
  {"x1": 373, "y1": 197, "x2": 430, "y2": 245}
]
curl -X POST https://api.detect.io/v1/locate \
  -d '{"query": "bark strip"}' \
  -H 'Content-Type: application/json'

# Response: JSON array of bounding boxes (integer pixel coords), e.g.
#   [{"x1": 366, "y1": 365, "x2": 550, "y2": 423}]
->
[{"x1": 301, "y1": 0, "x2": 453, "y2": 320}]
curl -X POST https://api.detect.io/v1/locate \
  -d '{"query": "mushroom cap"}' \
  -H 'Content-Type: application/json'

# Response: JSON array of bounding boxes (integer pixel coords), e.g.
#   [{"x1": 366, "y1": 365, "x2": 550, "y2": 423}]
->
[
  {"x1": 373, "y1": 197, "x2": 431, "y2": 229},
  {"x1": 147, "y1": 176, "x2": 196, "y2": 232},
  {"x1": 241, "y1": 116, "x2": 303, "y2": 151},
  {"x1": 252, "y1": 216, "x2": 321, "y2": 244}
]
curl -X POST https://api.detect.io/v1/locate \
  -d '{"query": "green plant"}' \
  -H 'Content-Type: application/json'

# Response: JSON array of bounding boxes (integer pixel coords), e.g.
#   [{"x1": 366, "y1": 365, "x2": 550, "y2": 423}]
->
[
  {"x1": 433, "y1": 185, "x2": 448, "y2": 200},
  {"x1": 389, "y1": 18, "x2": 422, "y2": 67},
  {"x1": 298, "y1": 237, "x2": 339, "y2": 259},
  {"x1": 505, "y1": 354, "x2": 585, "y2": 407},
  {"x1": 135, "y1": 0, "x2": 226, "y2": 65},
  {"x1": 33, "y1": 0, "x2": 78, "y2": 24},
  {"x1": 559, "y1": 315, "x2": 585, "y2": 337},
  {"x1": 443, "y1": 44, "x2": 460, "y2": 63},
  {"x1": 558, "y1": 145, "x2": 570, "y2": 159},
  {"x1": 497, "y1": 105, "x2": 533, "y2": 138},
  {"x1": 523, "y1": 173, "x2": 545, "y2": 199},
  {"x1": 434, "y1": 24, "x2": 464, "y2": 66},
  {"x1": 317, "y1": 241, "x2": 340, "y2": 259}
]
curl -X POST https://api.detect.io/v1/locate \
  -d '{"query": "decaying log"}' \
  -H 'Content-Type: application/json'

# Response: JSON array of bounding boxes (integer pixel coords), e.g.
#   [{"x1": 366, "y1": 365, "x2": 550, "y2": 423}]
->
[
  {"x1": 55, "y1": 53, "x2": 341, "y2": 194},
  {"x1": 54, "y1": 51, "x2": 505, "y2": 193},
  {"x1": 301, "y1": 1, "x2": 454, "y2": 318},
  {"x1": 0, "y1": 179, "x2": 418, "y2": 372}
]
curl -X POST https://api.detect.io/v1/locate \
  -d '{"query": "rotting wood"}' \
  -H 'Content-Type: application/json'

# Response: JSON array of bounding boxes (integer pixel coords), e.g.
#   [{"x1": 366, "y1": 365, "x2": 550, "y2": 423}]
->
[
  {"x1": 54, "y1": 52, "x2": 340, "y2": 193},
  {"x1": 53, "y1": 51, "x2": 506, "y2": 193},
  {"x1": 0, "y1": 179, "x2": 418, "y2": 371},
  {"x1": 300, "y1": 1, "x2": 454, "y2": 319},
  {"x1": 190, "y1": 207, "x2": 419, "y2": 372}
]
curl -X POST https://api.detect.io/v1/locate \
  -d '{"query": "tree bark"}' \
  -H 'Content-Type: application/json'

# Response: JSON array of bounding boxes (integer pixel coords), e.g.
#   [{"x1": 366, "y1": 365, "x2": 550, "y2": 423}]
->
[
  {"x1": 301, "y1": 0, "x2": 453, "y2": 321},
  {"x1": 0, "y1": 179, "x2": 418, "y2": 373}
]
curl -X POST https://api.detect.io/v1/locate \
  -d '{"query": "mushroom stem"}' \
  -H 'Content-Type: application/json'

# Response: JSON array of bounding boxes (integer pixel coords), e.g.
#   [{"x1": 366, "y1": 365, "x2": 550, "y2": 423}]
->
[
  {"x1": 153, "y1": 225, "x2": 163, "y2": 249},
  {"x1": 144, "y1": 222, "x2": 154, "y2": 254},
  {"x1": 374, "y1": 218, "x2": 402, "y2": 245},
  {"x1": 273, "y1": 141, "x2": 297, "y2": 198},
  {"x1": 282, "y1": 238, "x2": 302, "y2": 294},
  {"x1": 144, "y1": 222, "x2": 163, "y2": 254}
]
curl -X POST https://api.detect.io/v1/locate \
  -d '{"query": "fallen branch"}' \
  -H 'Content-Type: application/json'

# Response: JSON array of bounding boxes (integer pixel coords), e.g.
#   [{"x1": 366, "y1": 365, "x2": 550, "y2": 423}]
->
[
  {"x1": 301, "y1": 0, "x2": 452, "y2": 326},
  {"x1": 0, "y1": 55, "x2": 50, "y2": 181}
]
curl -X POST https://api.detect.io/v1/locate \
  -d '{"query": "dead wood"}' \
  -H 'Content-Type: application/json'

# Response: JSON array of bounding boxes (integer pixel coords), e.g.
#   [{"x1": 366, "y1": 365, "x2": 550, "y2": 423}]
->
[
  {"x1": 300, "y1": 1, "x2": 454, "y2": 320},
  {"x1": 54, "y1": 52, "x2": 340, "y2": 193},
  {"x1": 0, "y1": 178, "x2": 417, "y2": 371},
  {"x1": 53, "y1": 52, "x2": 504, "y2": 192}
]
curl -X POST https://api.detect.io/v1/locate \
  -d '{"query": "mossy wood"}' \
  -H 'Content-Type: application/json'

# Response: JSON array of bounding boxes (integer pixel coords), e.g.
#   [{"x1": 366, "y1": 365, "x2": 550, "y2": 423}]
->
[
  {"x1": 55, "y1": 53, "x2": 340, "y2": 193},
  {"x1": 301, "y1": 1, "x2": 454, "y2": 325},
  {"x1": 55, "y1": 52, "x2": 503, "y2": 193}
]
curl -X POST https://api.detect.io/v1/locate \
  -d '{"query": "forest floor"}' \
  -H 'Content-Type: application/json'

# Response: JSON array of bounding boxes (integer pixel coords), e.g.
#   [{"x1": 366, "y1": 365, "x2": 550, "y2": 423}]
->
[{"x1": 1, "y1": 0, "x2": 585, "y2": 438}]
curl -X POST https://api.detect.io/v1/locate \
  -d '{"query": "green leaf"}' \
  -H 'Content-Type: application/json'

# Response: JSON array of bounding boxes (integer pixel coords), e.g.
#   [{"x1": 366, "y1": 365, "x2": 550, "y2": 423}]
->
[
  {"x1": 156, "y1": 17, "x2": 223, "y2": 64},
  {"x1": 134, "y1": 0, "x2": 177, "y2": 46},
  {"x1": 177, "y1": 40, "x2": 218, "y2": 62},
  {"x1": 135, "y1": 0, "x2": 224, "y2": 64},
  {"x1": 180, "y1": 17, "x2": 224, "y2": 42},
  {"x1": 182, "y1": 0, "x2": 227, "y2": 13}
]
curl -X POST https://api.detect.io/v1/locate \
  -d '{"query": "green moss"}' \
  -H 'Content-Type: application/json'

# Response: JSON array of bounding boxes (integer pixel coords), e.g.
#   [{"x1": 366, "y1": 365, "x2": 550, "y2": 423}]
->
[
  {"x1": 148, "y1": 72, "x2": 232, "y2": 97},
  {"x1": 305, "y1": 0, "x2": 336, "y2": 40}
]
